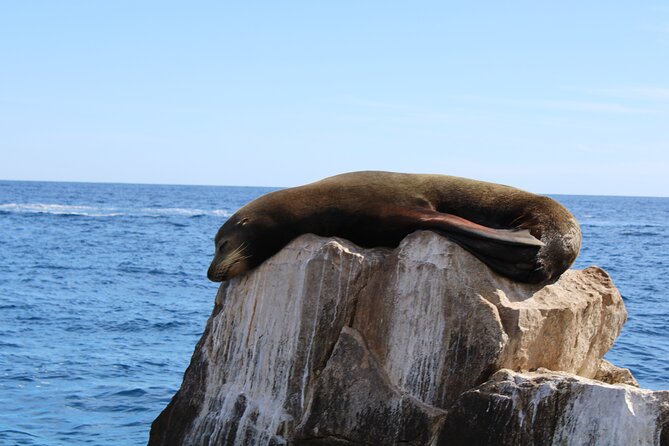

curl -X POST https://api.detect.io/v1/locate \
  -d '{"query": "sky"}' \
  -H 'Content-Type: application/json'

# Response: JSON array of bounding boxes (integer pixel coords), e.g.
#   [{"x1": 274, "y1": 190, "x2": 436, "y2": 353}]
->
[{"x1": 1, "y1": 1, "x2": 668, "y2": 196}]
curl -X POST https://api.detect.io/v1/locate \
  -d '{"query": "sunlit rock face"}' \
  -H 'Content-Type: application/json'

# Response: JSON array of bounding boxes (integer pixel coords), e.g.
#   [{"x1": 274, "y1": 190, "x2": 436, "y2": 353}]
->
[
  {"x1": 149, "y1": 231, "x2": 641, "y2": 446},
  {"x1": 438, "y1": 369, "x2": 669, "y2": 446}
]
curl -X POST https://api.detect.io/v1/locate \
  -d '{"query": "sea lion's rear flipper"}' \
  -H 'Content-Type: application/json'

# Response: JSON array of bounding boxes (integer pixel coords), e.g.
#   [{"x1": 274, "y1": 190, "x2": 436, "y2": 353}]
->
[
  {"x1": 414, "y1": 210, "x2": 544, "y2": 282},
  {"x1": 416, "y1": 211, "x2": 544, "y2": 248}
]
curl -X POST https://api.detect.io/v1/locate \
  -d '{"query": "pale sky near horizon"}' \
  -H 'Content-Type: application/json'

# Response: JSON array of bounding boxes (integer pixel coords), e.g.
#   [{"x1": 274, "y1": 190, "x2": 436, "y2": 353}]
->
[{"x1": 1, "y1": 2, "x2": 668, "y2": 196}]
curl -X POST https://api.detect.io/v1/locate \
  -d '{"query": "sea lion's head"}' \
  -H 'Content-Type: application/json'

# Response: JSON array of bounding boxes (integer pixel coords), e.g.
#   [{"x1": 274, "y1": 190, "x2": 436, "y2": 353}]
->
[{"x1": 207, "y1": 211, "x2": 279, "y2": 282}]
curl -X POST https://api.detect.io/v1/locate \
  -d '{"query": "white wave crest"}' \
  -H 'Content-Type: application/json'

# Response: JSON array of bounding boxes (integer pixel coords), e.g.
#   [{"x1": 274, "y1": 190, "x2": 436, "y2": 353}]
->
[
  {"x1": 0, "y1": 203, "x2": 232, "y2": 218},
  {"x1": 0, "y1": 203, "x2": 122, "y2": 217}
]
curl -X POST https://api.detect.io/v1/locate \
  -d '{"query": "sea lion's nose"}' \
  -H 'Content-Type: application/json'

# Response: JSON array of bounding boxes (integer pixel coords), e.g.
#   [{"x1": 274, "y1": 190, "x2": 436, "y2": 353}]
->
[{"x1": 207, "y1": 261, "x2": 221, "y2": 282}]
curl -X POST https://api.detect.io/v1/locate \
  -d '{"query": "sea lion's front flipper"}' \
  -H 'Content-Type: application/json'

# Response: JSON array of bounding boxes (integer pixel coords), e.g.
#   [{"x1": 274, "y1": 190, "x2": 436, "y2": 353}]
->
[{"x1": 412, "y1": 210, "x2": 544, "y2": 281}]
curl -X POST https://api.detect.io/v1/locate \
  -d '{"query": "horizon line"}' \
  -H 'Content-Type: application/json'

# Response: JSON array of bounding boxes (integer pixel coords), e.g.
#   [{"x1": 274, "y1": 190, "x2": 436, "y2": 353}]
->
[{"x1": 1, "y1": 177, "x2": 667, "y2": 200}]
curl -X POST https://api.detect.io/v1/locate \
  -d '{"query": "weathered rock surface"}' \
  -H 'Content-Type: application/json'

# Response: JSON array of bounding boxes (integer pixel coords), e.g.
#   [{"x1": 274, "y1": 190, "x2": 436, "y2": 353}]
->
[
  {"x1": 595, "y1": 358, "x2": 640, "y2": 387},
  {"x1": 438, "y1": 369, "x2": 669, "y2": 446},
  {"x1": 294, "y1": 326, "x2": 446, "y2": 445},
  {"x1": 149, "y1": 231, "x2": 633, "y2": 445}
]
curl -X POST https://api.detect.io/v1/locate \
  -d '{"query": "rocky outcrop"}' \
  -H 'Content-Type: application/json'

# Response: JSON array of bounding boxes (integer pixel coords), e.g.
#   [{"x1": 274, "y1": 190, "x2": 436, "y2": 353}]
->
[
  {"x1": 438, "y1": 369, "x2": 669, "y2": 446},
  {"x1": 150, "y1": 231, "x2": 646, "y2": 445}
]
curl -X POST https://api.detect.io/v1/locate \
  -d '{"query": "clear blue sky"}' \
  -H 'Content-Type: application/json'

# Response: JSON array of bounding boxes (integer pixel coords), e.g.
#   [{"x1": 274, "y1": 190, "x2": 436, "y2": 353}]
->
[{"x1": 1, "y1": 2, "x2": 668, "y2": 196}]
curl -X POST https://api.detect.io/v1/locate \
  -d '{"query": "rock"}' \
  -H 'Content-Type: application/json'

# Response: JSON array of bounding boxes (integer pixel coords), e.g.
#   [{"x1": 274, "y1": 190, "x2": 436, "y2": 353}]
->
[
  {"x1": 437, "y1": 369, "x2": 669, "y2": 446},
  {"x1": 595, "y1": 358, "x2": 640, "y2": 387},
  {"x1": 294, "y1": 326, "x2": 446, "y2": 445},
  {"x1": 149, "y1": 231, "x2": 629, "y2": 445},
  {"x1": 350, "y1": 237, "x2": 626, "y2": 408}
]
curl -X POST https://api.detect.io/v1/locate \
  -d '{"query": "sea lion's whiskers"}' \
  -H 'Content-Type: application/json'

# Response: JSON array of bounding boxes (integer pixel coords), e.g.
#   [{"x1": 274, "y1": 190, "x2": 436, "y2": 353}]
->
[
  {"x1": 226, "y1": 245, "x2": 243, "y2": 259},
  {"x1": 222, "y1": 243, "x2": 249, "y2": 269}
]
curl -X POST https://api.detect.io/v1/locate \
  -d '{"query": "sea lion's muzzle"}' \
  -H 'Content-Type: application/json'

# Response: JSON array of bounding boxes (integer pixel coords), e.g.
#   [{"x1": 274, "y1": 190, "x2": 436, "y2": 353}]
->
[
  {"x1": 207, "y1": 243, "x2": 250, "y2": 282},
  {"x1": 207, "y1": 258, "x2": 225, "y2": 282}
]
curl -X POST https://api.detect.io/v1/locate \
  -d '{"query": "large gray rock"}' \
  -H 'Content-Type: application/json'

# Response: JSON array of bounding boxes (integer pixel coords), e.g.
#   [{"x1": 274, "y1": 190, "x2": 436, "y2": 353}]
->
[
  {"x1": 438, "y1": 369, "x2": 669, "y2": 446},
  {"x1": 149, "y1": 231, "x2": 630, "y2": 445}
]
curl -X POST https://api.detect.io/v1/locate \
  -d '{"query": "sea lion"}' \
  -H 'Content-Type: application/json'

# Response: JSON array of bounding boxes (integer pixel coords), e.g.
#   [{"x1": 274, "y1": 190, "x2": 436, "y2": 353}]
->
[{"x1": 207, "y1": 171, "x2": 581, "y2": 284}]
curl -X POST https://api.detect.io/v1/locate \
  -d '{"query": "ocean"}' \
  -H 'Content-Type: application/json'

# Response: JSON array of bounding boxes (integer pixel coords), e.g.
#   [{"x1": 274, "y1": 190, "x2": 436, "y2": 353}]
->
[{"x1": 0, "y1": 180, "x2": 667, "y2": 445}]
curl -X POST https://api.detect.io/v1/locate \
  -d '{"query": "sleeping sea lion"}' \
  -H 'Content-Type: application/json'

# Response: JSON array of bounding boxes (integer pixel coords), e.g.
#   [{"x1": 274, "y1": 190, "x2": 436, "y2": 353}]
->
[{"x1": 207, "y1": 171, "x2": 581, "y2": 284}]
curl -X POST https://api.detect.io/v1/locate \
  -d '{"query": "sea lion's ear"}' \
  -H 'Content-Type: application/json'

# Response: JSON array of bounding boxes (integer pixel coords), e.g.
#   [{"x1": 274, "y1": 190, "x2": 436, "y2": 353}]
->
[{"x1": 238, "y1": 217, "x2": 249, "y2": 226}]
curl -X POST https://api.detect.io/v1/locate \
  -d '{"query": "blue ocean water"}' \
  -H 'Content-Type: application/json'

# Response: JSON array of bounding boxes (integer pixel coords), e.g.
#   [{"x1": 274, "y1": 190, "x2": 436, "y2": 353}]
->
[{"x1": 0, "y1": 180, "x2": 667, "y2": 445}]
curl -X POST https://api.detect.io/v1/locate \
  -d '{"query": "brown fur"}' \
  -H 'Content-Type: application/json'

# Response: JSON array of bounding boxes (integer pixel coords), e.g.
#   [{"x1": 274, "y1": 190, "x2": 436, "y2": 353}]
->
[{"x1": 208, "y1": 171, "x2": 581, "y2": 284}]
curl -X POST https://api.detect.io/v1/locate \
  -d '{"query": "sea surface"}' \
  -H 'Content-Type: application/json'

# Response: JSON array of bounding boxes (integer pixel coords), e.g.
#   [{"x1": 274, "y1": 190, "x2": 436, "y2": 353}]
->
[{"x1": 0, "y1": 180, "x2": 667, "y2": 445}]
